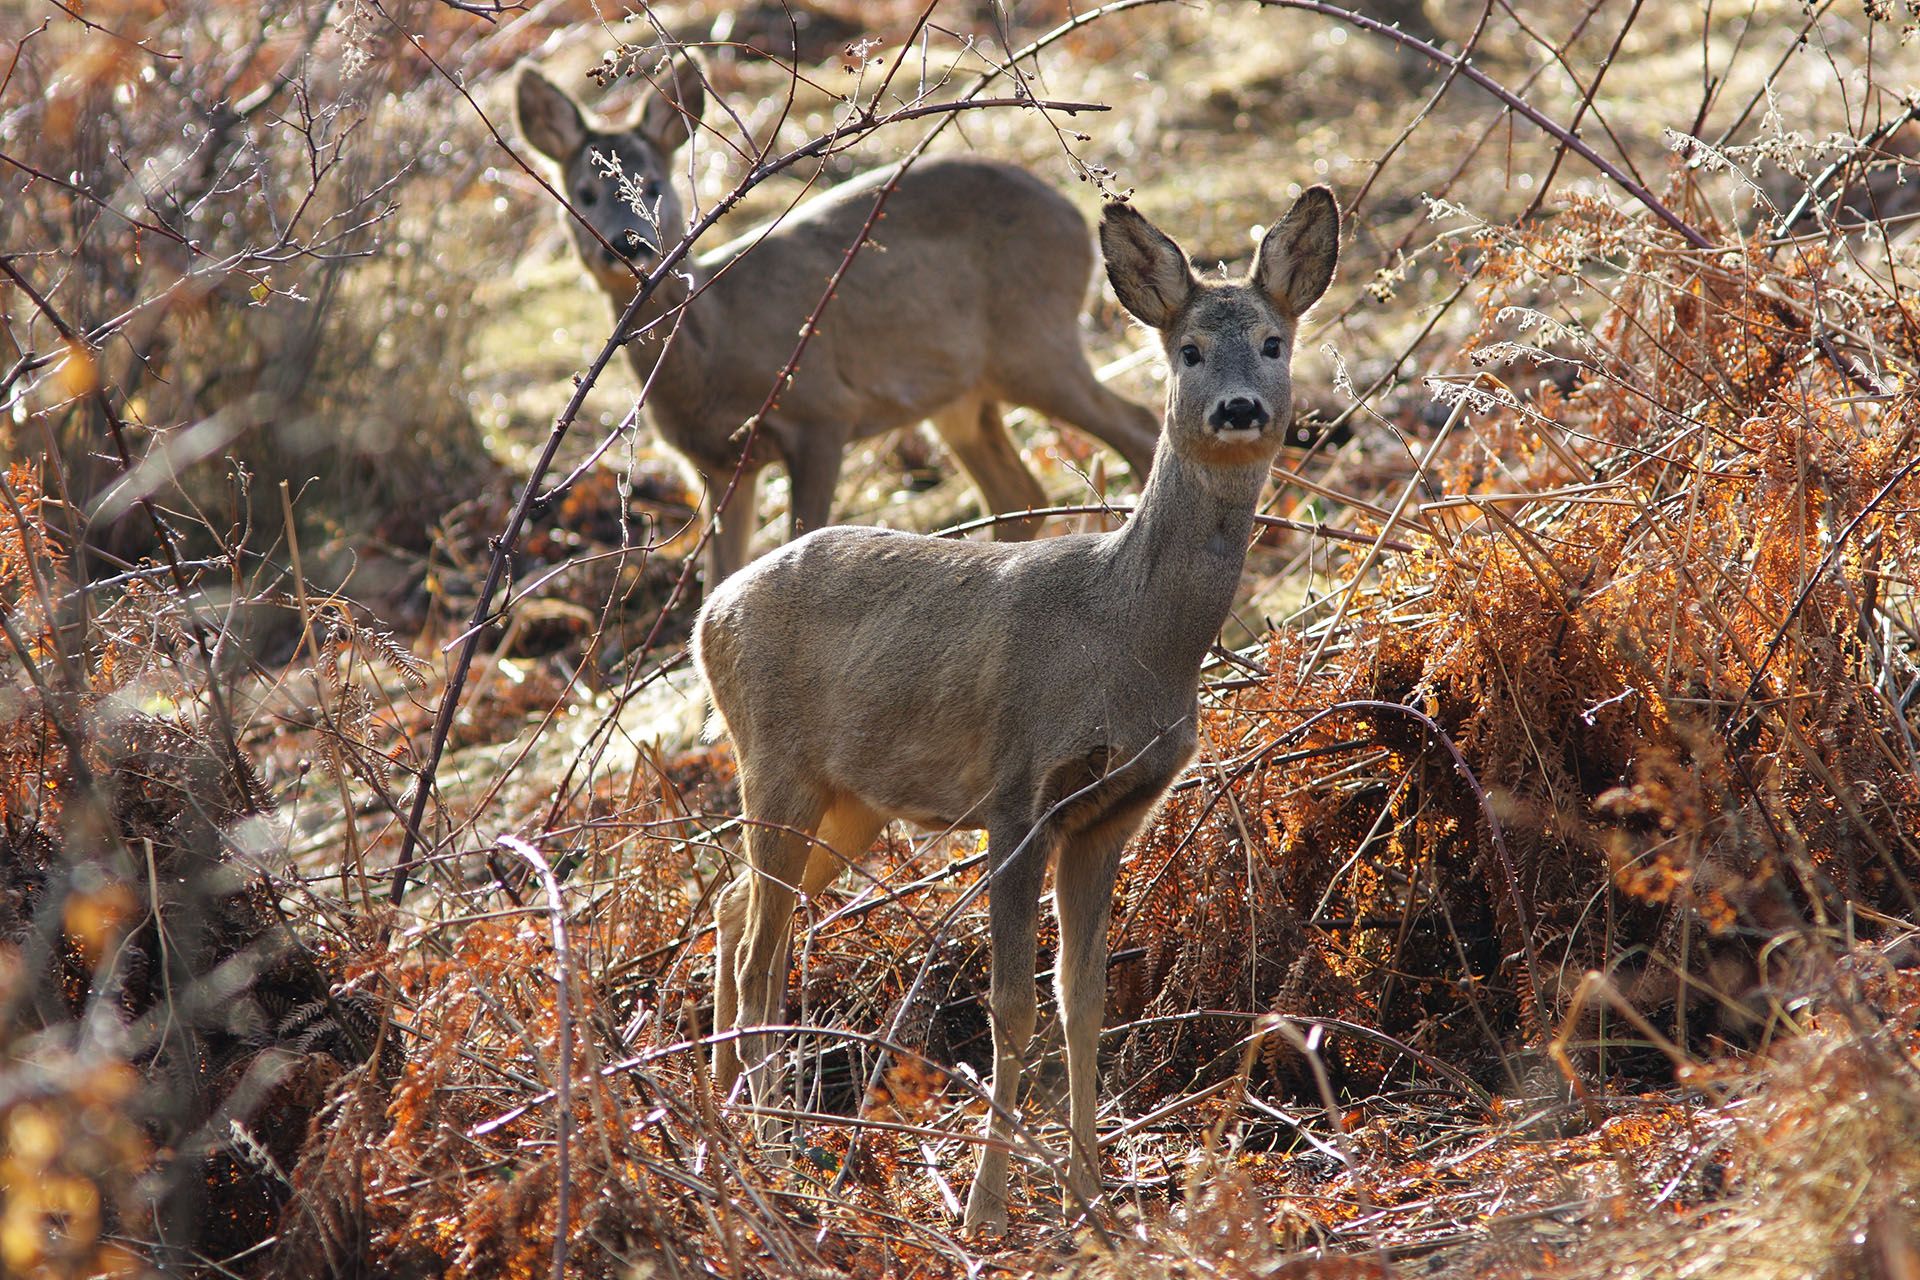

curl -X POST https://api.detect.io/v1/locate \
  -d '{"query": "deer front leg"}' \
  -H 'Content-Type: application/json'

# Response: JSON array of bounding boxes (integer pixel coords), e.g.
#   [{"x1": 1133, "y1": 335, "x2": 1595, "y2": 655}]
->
[
  {"x1": 705, "y1": 465, "x2": 760, "y2": 584},
  {"x1": 731, "y1": 785, "x2": 825, "y2": 1140},
  {"x1": 963, "y1": 820, "x2": 1050, "y2": 1234},
  {"x1": 783, "y1": 429, "x2": 848, "y2": 541},
  {"x1": 1052, "y1": 822, "x2": 1132, "y2": 1213}
]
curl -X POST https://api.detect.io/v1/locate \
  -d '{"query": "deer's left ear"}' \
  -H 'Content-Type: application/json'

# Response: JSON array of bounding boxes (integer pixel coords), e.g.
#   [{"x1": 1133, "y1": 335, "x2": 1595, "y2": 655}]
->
[
  {"x1": 635, "y1": 54, "x2": 706, "y2": 153},
  {"x1": 1254, "y1": 187, "x2": 1340, "y2": 317},
  {"x1": 516, "y1": 66, "x2": 588, "y2": 163}
]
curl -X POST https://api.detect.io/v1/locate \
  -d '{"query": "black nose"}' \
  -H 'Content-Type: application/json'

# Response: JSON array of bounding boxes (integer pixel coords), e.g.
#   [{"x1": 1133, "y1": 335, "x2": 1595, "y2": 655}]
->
[
  {"x1": 603, "y1": 232, "x2": 653, "y2": 263},
  {"x1": 1213, "y1": 396, "x2": 1269, "y2": 432}
]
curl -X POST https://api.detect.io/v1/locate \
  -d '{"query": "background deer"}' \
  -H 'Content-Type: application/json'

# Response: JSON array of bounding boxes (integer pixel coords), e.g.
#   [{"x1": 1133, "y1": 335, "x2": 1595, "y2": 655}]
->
[
  {"x1": 515, "y1": 62, "x2": 1163, "y2": 580},
  {"x1": 693, "y1": 188, "x2": 1339, "y2": 1230}
]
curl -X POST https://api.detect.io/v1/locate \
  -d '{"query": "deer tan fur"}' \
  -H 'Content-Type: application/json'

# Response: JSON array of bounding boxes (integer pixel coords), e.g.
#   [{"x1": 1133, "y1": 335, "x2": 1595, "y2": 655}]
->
[
  {"x1": 515, "y1": 61, "x2": 1162, "y2": 580},
  {"x1": 693, "y1": 189, "x2": 1340, "y2": 1230}
]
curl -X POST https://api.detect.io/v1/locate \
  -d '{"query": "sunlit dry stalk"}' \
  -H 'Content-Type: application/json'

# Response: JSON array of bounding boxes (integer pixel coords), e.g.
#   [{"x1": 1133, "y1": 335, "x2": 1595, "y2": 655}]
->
[{"x1": 494, "y1": 833, "x2": 575, "y2": 1280}]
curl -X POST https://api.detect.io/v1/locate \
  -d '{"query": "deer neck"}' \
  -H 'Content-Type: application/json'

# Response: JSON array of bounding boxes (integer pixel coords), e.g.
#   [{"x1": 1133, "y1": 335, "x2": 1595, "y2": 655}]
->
[
  {"x1": 1109, "y1": 437, "x2": 1270, "y2": 676},
  {"x1": 612, "y1": 260, "x2": 716, "y2": 425}
]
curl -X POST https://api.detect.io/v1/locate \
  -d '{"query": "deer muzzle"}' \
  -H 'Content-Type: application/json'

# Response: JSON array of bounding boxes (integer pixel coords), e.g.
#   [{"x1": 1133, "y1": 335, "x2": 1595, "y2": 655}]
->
[{"x1": 1210, "y1": 396, "x2": 1270, "y2": 433}]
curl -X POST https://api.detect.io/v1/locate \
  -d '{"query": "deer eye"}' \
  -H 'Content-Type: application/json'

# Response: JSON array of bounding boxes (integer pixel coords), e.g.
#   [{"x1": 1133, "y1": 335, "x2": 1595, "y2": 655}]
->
[
  {"x1": 577, "y1": 186, "x2": 598, "y2": 207},
  {"x1": 1180, "y1": 344, "x2": 1202, "y2": 367},
  {"x1": 1262, "y1": 336, "x2": 1282, "y2": 359}
]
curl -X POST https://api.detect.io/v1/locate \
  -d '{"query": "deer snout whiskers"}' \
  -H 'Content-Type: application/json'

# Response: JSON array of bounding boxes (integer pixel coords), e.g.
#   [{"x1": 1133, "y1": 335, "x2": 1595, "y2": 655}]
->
[{"x1": 1210, "y1": 395, "x2": 1270, "y2": 432}]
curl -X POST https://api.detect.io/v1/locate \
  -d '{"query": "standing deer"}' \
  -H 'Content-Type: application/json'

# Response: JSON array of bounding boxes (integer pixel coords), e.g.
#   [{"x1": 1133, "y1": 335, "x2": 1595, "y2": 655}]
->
[
  {"x1": 693, "y1": 189, "x2": 1340, "y2": 1230},
  {"x1": 514, "y1": 61, "x2": 1162, "y2": 581}
]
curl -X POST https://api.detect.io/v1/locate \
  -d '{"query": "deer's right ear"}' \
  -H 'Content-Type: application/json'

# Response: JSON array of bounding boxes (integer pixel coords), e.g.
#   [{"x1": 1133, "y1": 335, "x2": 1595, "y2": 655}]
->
[
  {"x1": 1101, "y1": 202, "x2": 1194, "y2": 331},
  {"x1": 516, "y1": 67, "x2": 587, "y2": 163},
  {"x1": 635, "y1": 55, "x2": 707, "y2": 154}
]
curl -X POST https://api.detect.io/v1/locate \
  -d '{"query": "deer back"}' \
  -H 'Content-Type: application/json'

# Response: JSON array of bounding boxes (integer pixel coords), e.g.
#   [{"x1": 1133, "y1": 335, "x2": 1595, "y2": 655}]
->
[{"x1": 675, "y1": 159, "x2": 1097, "y2": 441}]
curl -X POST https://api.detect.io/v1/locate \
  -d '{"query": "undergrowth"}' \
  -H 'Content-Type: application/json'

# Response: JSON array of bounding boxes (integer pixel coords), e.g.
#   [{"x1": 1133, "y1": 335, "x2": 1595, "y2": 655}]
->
[{"x1": 244, "y1": 150, "x2": 1920, "y2": 1280}]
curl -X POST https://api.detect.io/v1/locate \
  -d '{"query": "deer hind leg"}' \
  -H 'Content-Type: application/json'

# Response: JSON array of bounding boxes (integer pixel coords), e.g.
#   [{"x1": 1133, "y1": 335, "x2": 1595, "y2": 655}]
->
[
  {"x1": 730, "y1": 778, "x2": 827, "y2": 1131},
  {"x1": 709, "y1": 792, "x2": 845, "y2": 1091},
  {"x1": 1051, "y1": 815, "x2": 1139, "y2": 1213},
  {"x1": 963, "y1": 816, "x2": 1053, "y2": 1234},
  {"x1": 931, "y1": 398, "x2": 1048, "y2": 542},
  {"x1": 807, "y1": 794, "x2": 886, "y2": 897},
  {"x1": 1001, "y1": 348, "x2": 1161, "y2": 481},
  {"x1": 725, "y1": 789, "x2": 882, "y2": 1123},
  {"x1": 712, "y1": 871, "x2": 751, "y2": 1093},
  {"x1": 779, "y1": 794, "x2": 886, "y2": 1112}
]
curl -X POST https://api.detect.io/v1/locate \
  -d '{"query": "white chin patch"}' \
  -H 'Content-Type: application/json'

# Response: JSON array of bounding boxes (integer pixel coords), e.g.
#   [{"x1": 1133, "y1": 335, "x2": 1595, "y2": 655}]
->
[{"x1": 1211, "y1": 428, "x2": 1264, "y2": 445}]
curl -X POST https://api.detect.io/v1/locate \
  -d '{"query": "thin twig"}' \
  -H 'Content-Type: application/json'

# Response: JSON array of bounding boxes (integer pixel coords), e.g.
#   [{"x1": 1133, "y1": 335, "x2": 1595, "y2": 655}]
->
[
  {"x1": 934, "y1": 503, "x2": 1417, "y2": 552},
  {"x1": 1256, "y1": 0, "x2": 1714, "y2": 250}
]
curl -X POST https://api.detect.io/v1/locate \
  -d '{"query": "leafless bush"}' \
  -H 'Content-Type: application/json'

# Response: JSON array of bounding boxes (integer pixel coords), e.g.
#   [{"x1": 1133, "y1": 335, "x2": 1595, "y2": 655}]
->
[
  {"x1": 0, "y1": 0, "x2": 498, "y2": 602},
  {"x1": 0, "y1": 460, "x2": 406, "y2": 1275}
]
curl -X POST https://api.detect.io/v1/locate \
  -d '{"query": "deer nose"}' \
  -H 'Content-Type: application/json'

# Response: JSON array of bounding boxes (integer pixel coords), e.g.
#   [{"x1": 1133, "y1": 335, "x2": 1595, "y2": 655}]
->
[
  {"x1": 1212, "y1": 396, "x2": 1269, "y2": 432},
  {"x1": 605, "y1": 231, "x2": 655, "y2": 262}
]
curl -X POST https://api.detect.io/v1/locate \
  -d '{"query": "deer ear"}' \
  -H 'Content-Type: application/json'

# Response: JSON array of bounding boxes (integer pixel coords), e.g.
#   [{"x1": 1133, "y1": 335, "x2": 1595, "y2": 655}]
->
[
  {"x1": 515, "y1": 66, "x2": 588, "y2": 163},
  {"x1": 635, "y1": 55, "x2": 706, "y2": 153},
  {"x1": 1254, "y1": 186, "x2": 1340, "y2": 316},
  {"x1": 1100, "y1": 202, "x2": 1195, "y2": 330}
]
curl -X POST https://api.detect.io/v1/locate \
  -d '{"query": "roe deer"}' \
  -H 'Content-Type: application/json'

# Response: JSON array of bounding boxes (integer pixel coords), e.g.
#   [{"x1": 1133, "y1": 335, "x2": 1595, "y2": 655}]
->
[
  {"x1": 514, "y1": 62, "x2": 1162, "y2": 580},
  {"x1": 693, "y1": 189, "x2": 1340, "y2": 1230}
]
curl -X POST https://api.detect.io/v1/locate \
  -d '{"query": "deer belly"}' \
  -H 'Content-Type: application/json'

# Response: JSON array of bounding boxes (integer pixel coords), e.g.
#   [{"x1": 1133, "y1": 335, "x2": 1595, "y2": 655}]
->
[{"x1": 822, "y1": 720, "x2": 996, "y2": 831}]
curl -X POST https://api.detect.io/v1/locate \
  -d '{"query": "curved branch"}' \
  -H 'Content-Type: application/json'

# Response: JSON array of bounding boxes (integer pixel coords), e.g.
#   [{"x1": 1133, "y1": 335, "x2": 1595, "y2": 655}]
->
[{"x1": 495, "y1": 834, "x2": 575, "y2": 1280}]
